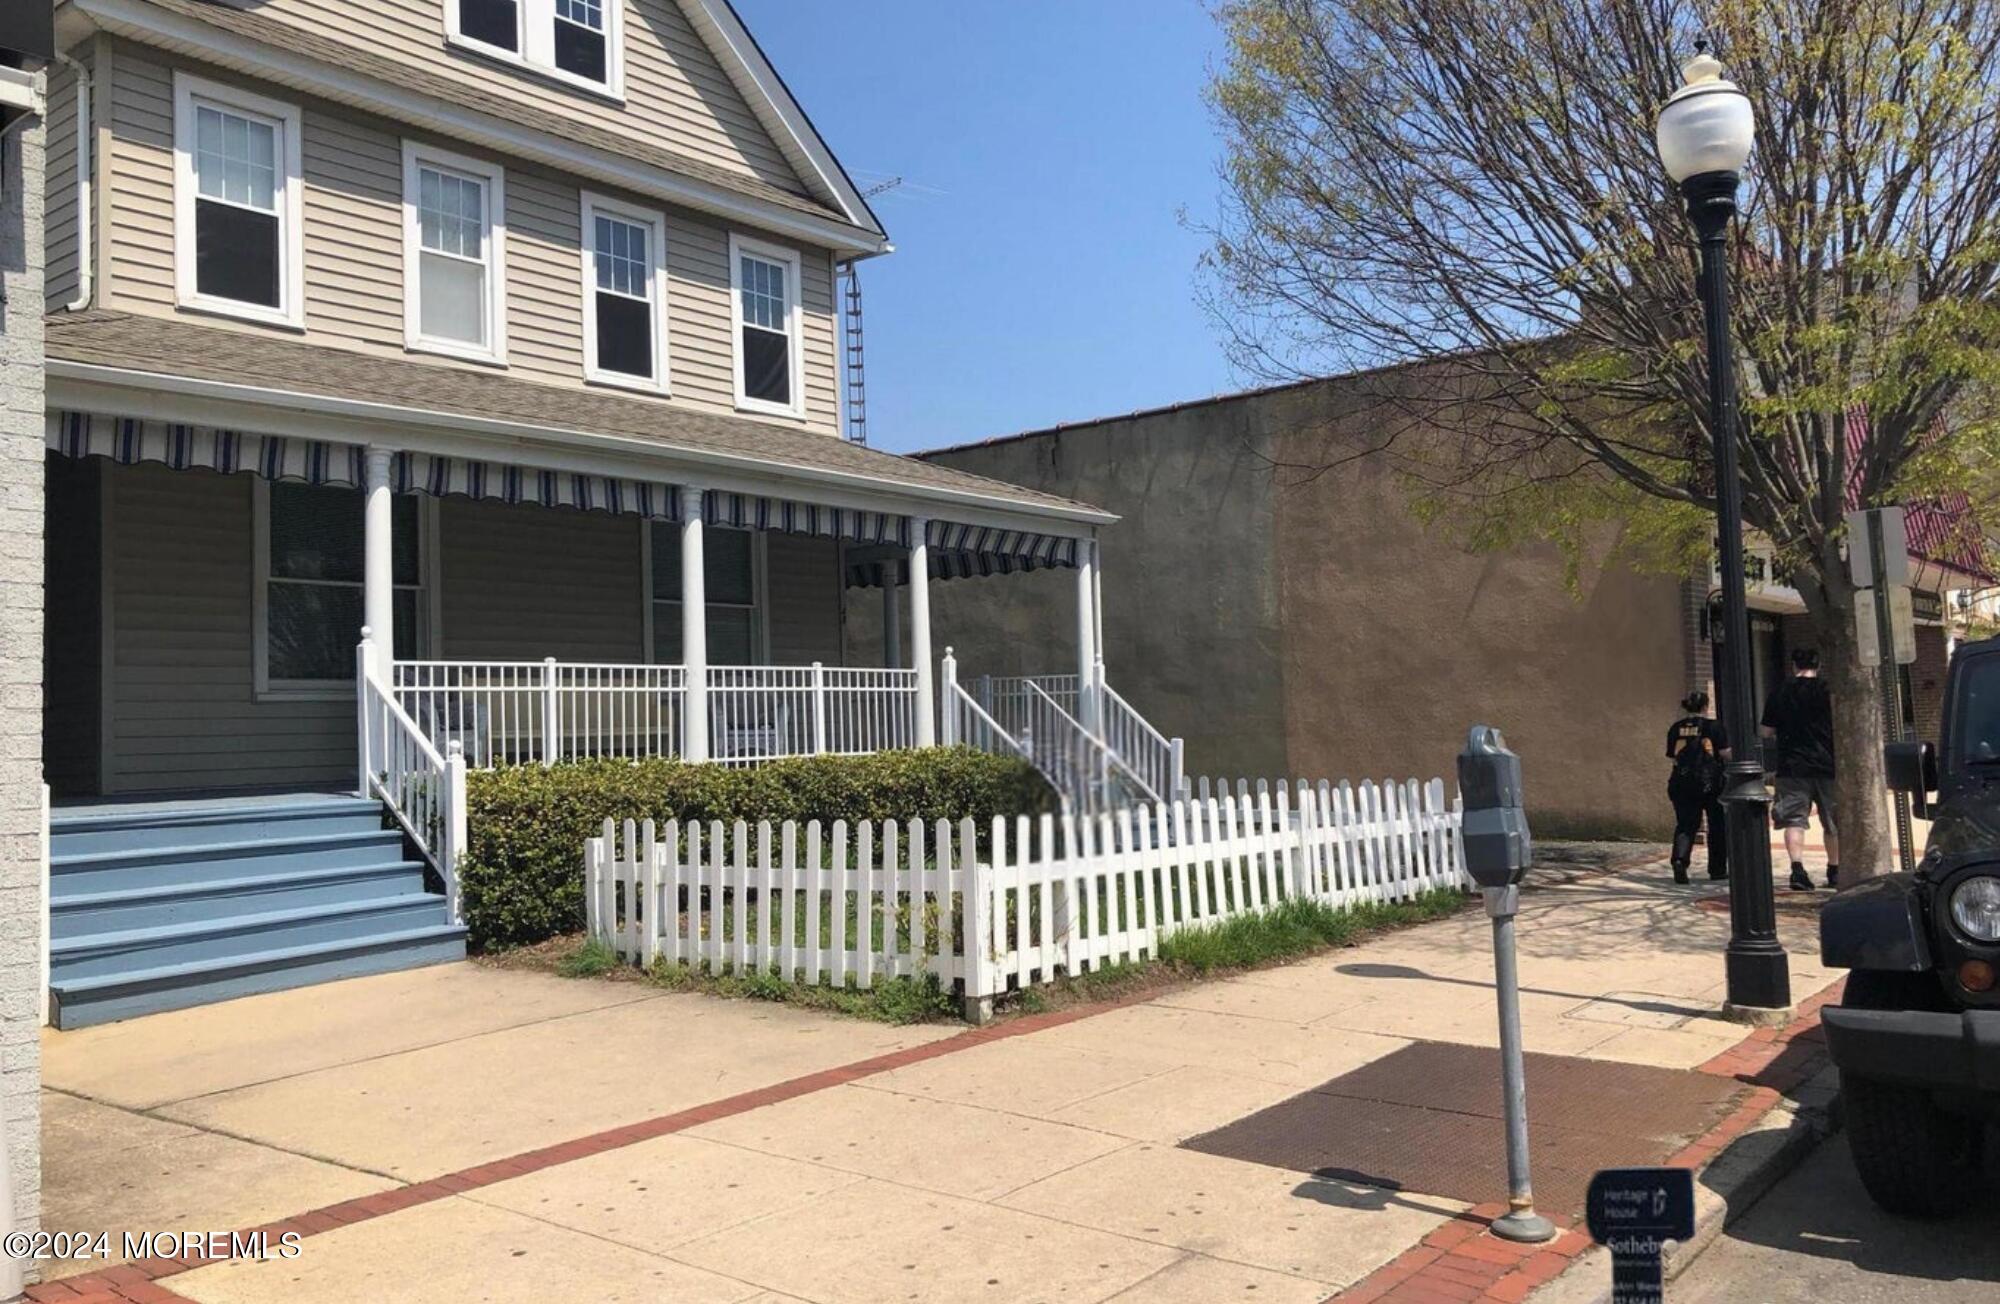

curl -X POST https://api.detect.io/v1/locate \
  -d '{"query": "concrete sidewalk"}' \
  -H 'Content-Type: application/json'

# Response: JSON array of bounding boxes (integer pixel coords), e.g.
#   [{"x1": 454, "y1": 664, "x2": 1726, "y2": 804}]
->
[{"x1": 34, "y1": 849, "x2": 1840, "y2": 1304}]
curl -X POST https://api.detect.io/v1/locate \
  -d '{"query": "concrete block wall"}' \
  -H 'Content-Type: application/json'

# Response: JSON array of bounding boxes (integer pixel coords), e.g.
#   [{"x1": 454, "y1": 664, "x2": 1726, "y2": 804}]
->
[{"x1": 0, "y1": 95, "x2": 45, "y2": 1242}]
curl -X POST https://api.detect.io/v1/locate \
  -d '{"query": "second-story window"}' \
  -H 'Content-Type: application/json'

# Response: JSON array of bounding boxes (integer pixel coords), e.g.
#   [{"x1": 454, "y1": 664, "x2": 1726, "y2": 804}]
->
[
  {"x1": 582, "y1": 192, "x2": 668, "y2": 392},
  {"x1": 402, "y1": 143, "x2": 507, "y2": 364},
  {"x1": 172, "y1": 75, "x2": 304, "y2": 329},
  {"x1": 448, "y1": 0, "x2": 623, "y2": 96},
  {"x1": 729, "y1": 236, "x2": 803, "y2": 417}
]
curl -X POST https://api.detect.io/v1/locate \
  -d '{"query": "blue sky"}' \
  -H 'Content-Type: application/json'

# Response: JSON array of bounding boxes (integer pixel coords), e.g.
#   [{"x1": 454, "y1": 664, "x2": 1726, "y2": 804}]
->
[{"x1": 732, "y1": 0, "x2": 1238, "y2": 453}]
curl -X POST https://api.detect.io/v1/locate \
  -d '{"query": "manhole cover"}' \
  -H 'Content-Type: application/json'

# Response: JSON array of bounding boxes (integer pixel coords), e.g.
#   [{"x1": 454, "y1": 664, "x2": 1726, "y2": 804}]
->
[{"x1": 1184, "y1": 1042, "x2": 1744, "y2": 1216}]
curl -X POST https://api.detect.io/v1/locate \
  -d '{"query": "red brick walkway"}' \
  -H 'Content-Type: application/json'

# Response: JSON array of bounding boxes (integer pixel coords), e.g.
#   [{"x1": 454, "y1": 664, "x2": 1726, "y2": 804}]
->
[{"x1": 1324, "y1": 977, "x2": 1845, "y2": 1304}]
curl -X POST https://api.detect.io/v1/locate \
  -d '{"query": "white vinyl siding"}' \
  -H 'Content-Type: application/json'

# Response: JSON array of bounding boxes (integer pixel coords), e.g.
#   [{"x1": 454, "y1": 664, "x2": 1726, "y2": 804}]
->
[
  {"x1": 96, "y1": 43, "x2": 841, "y2": 433},
  {"x1": 45, "y1": 53, "x2": 82, "y2": 308},
  {"x1": 402, "y1": 142, "x2": 506, "y2": 362},
  {"x1": 101, "y1": 464, "x2": 355, "y2": 793},
  {"x1": 247, "y1": 0, "x2": 803, "y2": 193}
]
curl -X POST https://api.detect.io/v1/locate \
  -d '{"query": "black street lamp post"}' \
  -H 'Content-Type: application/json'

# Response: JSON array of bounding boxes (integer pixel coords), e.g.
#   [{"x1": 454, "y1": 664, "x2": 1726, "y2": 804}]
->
[{"x1": 1656, "y1": 45, "x2": 1792, "y2": 1016}]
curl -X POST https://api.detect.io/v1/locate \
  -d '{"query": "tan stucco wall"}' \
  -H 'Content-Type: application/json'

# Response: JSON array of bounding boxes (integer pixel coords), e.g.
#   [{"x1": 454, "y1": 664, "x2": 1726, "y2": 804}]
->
[{"x1": 919, "y1": 378, "x2": 1688, "y2": 837}]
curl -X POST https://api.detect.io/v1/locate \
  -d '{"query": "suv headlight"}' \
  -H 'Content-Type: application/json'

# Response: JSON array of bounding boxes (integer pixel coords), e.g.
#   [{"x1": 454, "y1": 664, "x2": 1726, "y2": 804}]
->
[{"x1": 1951, "y1": 875, "x2": 2000, "y2": 943}]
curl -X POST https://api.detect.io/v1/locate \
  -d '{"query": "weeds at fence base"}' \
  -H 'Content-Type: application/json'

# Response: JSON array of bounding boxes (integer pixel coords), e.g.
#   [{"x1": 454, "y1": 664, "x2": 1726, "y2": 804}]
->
[
  {"x1": 557, "y1": 937, "x2": 619, "y2": 978},
  {"x1": 993, "y1": 889, "x2": 1471, "y2": 1019},
  {"x1": 642, "y1": 957, "x2": 958, "y2": 1024}
]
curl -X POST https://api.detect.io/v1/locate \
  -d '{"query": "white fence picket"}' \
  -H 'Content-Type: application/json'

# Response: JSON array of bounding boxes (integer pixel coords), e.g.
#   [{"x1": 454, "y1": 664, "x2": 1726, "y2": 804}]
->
[{"x1": 590, "y1": 773, "x2": 1465, "y2": 1002}]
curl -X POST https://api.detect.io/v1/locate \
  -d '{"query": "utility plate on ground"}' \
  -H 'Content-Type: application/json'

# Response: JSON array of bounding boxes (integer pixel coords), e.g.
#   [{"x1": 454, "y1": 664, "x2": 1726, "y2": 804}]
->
[
  {"x1": 1183, "y1": 1042, "x2": 1743, "y2": 1216},
  {"x1": 1563, "y1": 992, "x2": 1709, "y2": 1030}
]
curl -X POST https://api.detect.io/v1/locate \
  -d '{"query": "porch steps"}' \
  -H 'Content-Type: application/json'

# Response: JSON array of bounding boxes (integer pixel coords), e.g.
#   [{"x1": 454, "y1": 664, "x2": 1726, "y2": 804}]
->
[{"x1": 47, "y1": 795, "x2": 465, "y2": 1029}]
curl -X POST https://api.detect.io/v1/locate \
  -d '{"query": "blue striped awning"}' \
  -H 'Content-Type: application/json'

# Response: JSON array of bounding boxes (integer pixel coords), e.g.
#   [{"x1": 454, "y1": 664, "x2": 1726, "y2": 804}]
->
[{"x1": 53, "y1": 411, "x2": 1090, "y2": 576}]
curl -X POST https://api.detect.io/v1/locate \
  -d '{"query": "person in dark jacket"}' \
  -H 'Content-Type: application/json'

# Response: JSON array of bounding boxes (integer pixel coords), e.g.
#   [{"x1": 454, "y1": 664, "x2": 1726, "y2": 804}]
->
[
  {"x1": 1761, "y1": 647, "x2": 1839, "y2": 891},
  {"x1": 1666, "y1": 691, "x2": 1729, "y2": 885}
]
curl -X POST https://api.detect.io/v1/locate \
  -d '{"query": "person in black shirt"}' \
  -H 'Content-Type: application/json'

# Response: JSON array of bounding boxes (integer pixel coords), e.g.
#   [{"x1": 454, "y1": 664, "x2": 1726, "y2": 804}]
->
[
  {"x1": 1665, "y1": 691, "x2": 1729, "y2": 885},
  {"x1": 1760, "y1": 648, "x2": 1839, "y2": 891}
]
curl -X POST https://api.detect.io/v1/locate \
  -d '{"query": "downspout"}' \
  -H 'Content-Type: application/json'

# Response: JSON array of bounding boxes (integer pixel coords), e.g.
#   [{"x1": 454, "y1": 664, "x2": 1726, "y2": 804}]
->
[{"x1": 53, "y1": 50, "x2": 90, "y2": 312}]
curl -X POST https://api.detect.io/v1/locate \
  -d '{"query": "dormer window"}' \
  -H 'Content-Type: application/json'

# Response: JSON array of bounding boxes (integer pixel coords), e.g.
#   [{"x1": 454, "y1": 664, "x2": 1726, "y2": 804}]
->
[{"x1": 447, "y1": 0, "x2": 624, "y2": 97}]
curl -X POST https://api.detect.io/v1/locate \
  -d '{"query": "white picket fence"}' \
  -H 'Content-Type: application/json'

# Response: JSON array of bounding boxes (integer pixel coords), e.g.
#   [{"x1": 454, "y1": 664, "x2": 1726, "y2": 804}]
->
[{"x1": 585, "y1": 775, "x2": 1468, "y2": 1004}]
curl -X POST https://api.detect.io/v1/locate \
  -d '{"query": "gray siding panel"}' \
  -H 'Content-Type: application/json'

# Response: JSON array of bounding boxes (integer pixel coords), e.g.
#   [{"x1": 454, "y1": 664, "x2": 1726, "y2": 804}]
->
[
  {"x1": 103, "y1": 463, "x2": 355, "y2": 793},
  {"x1": 765, "y1": 533, "x2": 840, "y2": 665},
  {"x1": 100, "y1": 42, "x2": 842, "y2": 435},
  {"x1": 438, "y1": 499, "x2": 644, "y2": 661}
]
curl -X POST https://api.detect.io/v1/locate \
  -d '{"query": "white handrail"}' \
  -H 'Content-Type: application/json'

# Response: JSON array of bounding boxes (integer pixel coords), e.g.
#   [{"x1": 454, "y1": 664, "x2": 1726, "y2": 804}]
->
[
  {"x1": 1101, "y1": 683, "x2": 1185, "y2": 802},
  {"x1": 359, "y1": 639, "x2": 464, "y2": 921}
]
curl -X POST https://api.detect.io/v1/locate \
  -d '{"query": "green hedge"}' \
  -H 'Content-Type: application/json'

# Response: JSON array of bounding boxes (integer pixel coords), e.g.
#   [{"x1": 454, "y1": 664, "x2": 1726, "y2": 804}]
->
[{"x1": 460, "y1": 748, "x2": 1052, "y2": 951}]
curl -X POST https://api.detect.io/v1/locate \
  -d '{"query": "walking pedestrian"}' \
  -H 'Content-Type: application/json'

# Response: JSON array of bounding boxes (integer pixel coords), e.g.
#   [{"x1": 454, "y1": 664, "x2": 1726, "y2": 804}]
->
[
  {"x1": 1761, "y1": 648, "x2": 1840, "y2": 890},
  {"x1": 1666, "y1": 691, "x2": 1729, "y2": 885}
]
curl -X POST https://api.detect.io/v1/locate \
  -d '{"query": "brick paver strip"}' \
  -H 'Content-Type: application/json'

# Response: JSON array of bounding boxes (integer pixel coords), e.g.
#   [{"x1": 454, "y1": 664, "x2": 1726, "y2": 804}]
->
[{"x1": 1323, "y1": 970, "x2": 1844, "y2": 1302}]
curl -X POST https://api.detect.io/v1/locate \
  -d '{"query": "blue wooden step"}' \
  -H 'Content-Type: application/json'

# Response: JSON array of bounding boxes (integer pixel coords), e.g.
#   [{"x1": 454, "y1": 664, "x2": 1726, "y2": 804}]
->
[
  {"x1": 50, "y1": 861, "x2": 430, "y2": 938},
  {"x1": 51, "y1": 796, "x2": 385, "y2": 857},
  {"x1": 49, "y1": 925, "x2": 468, "y2": 1029},
  {"x1": 50, "y1": 894, "x2": 452, "y2": 982},
  {"x1": 50, "y1": 829, "x2": 409, "y2": 897}
]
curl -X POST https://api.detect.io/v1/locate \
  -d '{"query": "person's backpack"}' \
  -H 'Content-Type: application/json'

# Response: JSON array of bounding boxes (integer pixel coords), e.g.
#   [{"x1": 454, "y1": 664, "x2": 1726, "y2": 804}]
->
[{"x1": 1671, "y1": 718, "x2": 1723, "y2": 795}]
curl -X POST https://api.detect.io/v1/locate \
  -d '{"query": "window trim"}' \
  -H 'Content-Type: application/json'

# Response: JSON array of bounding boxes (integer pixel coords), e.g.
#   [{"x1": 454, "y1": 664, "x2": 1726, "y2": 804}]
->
[
  {"x1": 641, "y1": 521, "x2": 768, "y2": 666},
  {"x1": 443, "y1": 0, "x2": 627, "y2": 101},
  {"x1": 401, "y1": 140, "x2": 509, "y2": 366},
  {"x1": 251, "y1": 480, "x2": 438, "y2": 700},
  {"x1": 172, "y1": 73, "x2": 306, "y2": 330},
  {"x1": 728, "y1": 233, "x2": 805, "y2": 420},
  {"x1": 580, "y1": 190, "x2": 671, "y2": 395}
]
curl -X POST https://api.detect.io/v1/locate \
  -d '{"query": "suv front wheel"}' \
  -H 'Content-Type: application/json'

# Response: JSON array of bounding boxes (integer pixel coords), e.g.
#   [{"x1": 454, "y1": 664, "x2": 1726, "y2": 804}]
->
[{"x1": 1839, "y1": 971, "x2": 1981, "y2": 1218}]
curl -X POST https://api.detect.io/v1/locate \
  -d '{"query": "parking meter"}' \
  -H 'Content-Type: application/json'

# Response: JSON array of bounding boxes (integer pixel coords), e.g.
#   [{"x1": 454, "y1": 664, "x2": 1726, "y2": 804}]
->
[
  {"x1": 1455, "y1": 724, "x2": 1554, "y2": 1244},
  {"x1": 1458, "y1": 725, "x2": 1532, "y2": 890}
]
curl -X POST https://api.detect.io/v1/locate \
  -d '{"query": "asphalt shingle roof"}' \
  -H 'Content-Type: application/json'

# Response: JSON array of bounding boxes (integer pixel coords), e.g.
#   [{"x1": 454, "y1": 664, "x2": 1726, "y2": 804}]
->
[{"x1": 45, "y1": 310, "x2": 1110, "y2": 522}]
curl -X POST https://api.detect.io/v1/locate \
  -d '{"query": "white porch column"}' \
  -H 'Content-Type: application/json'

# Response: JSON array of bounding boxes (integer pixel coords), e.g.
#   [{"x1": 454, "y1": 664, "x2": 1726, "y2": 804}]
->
[
  {"x1": 1075, "y1": 538, "x2": 1097, "y2": 732},
  {"x1": 681, "y1": 486, "x2": 709, "y2": 762},
  {"x1": 910, "y1": 518, "x2": 935, "y2": 746},
  {"x1": 881, "y1": 567, "x2": 902, "y2": 670},
  {"x1": 363, "y1": 448, "x2": 396, "y2": 657}
]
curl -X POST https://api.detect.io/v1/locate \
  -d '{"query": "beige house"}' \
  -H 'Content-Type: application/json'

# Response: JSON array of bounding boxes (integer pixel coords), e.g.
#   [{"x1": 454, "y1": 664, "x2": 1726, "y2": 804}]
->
[{"x1": 37, "y1": 0, "x2": 1148, "y2": 1026}]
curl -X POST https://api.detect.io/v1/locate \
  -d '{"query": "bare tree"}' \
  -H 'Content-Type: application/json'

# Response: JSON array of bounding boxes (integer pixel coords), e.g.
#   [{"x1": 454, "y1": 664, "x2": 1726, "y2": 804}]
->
[{"x1": 1205, "y1": 0, "x2": 2000, "y2": 877}]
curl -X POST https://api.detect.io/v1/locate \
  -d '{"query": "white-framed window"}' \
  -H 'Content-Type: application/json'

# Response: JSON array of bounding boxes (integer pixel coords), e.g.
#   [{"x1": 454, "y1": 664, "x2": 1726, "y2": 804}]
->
[
  {"x1": 644, "y1": 523, "x2": 764, "y2": 665},
  {"x1": 445, "y1": 0, "x2": 625, "y2": 97},
  {"x1": 729, "y1": 234, "x2": 804, "y2": 418},
  {"x1": 172, "y1": 74, "x2": 305, "y2": 329},
  {"x1": 253, "y1": 481, "x2": 432, "y2": 697},
  {"x1": 402, "y1": 142, "x2": 507, "y2": 364},
  {"x1": 581, "y1": 192, "x2": 669, "y2": 392}
]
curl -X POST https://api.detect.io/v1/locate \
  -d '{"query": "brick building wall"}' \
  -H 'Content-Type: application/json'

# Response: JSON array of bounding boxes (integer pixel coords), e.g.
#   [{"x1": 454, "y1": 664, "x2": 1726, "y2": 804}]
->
[
  {"x1": 0, "y1": 95, "x2": 45, "y2": 1242},
  {"x1": 1911, "y1": 623, "x2": 1948, "y2": 746}
]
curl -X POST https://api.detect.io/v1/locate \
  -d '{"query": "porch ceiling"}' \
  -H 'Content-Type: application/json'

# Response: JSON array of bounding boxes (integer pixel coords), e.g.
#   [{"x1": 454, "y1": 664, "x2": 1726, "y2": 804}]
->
[{"x1": 45, "y1": 310, "x2": 1116, "y2": 531}]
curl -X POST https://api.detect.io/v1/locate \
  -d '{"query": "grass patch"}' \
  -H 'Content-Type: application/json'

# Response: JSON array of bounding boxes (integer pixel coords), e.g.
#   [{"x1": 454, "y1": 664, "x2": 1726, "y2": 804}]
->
[
  {"x1": 1157, "y1": 890, "x2": 1466, "y2": 975},
  {"x1": 647, "y1": 958, "x2": 957, "y2": 1025},
  {"x1": 556, "y1": 937, "x2": 619, "y2": 977}
]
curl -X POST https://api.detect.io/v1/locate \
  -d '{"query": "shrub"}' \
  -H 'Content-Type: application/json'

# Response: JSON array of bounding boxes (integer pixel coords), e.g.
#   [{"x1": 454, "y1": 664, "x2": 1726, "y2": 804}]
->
[{"x1": 460, "y1": 748, "x2": 1051, "y2": 951}]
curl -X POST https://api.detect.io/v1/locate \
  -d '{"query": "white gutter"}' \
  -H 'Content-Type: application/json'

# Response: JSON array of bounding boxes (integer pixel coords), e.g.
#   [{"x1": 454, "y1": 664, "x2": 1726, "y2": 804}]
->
[
  {"x1": 46, "y1": 358, "x2": 1119, "y2": 529},
  {"x1": 53, "y1": 50, "x2": 89, "y2": 312}
]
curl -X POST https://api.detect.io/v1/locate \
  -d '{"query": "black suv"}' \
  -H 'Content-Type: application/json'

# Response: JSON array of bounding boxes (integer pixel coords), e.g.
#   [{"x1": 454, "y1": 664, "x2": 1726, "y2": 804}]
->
[{"x1": 1820, "y1": 634, "x2": 2000, "y2": 1217}]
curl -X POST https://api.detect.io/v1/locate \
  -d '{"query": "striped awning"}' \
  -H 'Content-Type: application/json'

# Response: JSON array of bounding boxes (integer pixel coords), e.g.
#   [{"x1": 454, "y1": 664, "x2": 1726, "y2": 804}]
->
[
  {"x1": 53, "y1": 411, "x2": 1090, "y2": 575},
  {"x1": 50, "y1": 412, "x2": 685, "y2": 520},
  {"x1": 846, "y1": 523, "x2": 1083, "y2": 587}
]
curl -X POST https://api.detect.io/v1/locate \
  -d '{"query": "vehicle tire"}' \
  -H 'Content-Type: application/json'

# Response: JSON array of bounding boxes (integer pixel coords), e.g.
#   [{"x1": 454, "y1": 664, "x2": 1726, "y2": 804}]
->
[{"x1": 1837, "y1": 970, "x2": 1980, "y2": 1219}]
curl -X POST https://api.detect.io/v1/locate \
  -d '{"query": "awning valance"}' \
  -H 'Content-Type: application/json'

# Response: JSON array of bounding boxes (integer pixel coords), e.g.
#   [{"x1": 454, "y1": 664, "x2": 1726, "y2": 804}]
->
[{"x1": 52, "y1": 410, "x2": 1088, "y2": 578}]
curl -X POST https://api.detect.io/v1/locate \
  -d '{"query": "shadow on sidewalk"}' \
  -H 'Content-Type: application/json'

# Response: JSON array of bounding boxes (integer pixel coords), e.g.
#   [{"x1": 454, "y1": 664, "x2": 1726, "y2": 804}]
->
[{"x1": 1335, "y1": 962, "x2": 1715, "y2": 1023}]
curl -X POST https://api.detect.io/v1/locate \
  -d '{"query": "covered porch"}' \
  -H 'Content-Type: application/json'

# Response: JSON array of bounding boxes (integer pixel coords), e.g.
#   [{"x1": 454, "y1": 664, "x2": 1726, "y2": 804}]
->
[{"x1": 45, "y1": 414, "x2": 1115, "y2": 798}]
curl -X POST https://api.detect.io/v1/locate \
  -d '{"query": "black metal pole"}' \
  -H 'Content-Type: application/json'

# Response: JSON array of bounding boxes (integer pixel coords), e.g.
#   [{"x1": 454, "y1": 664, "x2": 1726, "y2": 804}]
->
[{"x1": 1684, "y1": 170, "x2": 1791, "y2": 1014}]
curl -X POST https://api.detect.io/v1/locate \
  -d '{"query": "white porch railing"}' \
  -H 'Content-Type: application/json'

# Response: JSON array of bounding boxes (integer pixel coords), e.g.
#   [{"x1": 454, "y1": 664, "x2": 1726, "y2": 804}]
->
[
  {"x1": 944, "y1": 655, "x2": 1157, "y2": 814},
  {"x1": 587, "y1": 774, "x2": 1468, "y2": 1006},
  {"x1": 1101, "y1": 681, "x2": 1187, "y2": 804},
  {"x1": 389, "y1": 658, "x2": 919, "y2": 769},
  {"x1": 358, "y1": 639, "x2": 465, "y2": 921}
]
